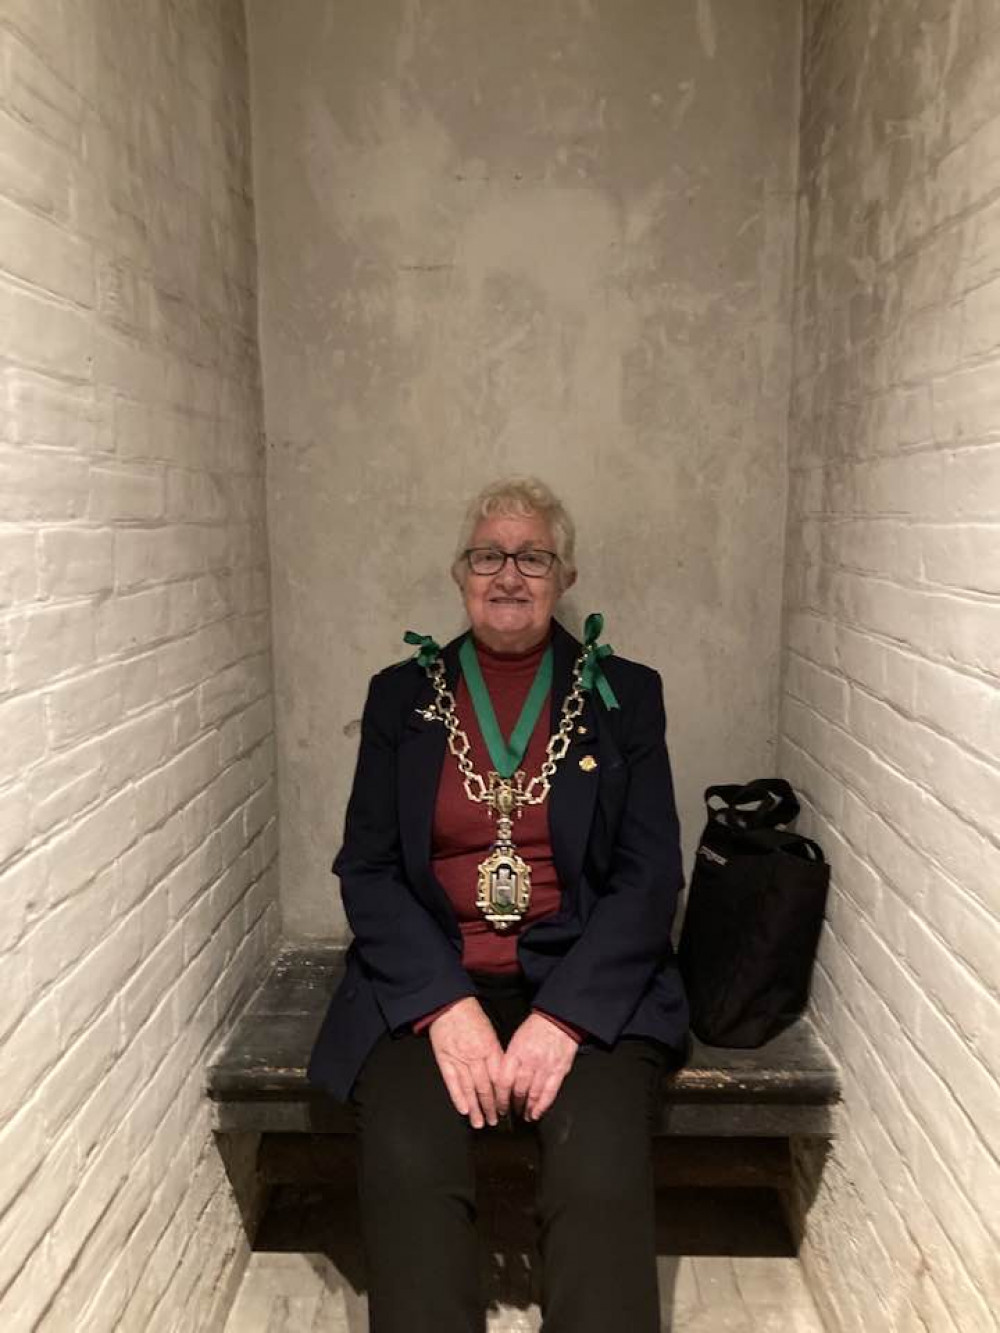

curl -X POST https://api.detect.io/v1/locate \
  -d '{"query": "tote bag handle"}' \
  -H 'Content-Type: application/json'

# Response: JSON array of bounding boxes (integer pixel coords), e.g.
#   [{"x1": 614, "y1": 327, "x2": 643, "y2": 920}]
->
[{"x1": 704, "y1": 778, "x2": 800, "y2": 830}]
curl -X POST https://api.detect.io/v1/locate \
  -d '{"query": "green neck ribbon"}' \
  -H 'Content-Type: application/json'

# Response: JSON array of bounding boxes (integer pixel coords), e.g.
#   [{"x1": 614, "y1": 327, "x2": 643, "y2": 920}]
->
[
  {"x1": 406, "y1": 614, "x2": 619, "y2": 718},
  {"x1": 458, "y1": 636, "x2": 553, "y2": 778},
  {"x1": 580, "y1": 613, "x2": 620, "y2": 711}
]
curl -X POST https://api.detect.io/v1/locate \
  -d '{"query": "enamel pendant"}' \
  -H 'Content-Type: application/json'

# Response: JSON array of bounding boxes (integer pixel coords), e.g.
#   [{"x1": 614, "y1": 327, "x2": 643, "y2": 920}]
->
[
  {"x1": 477, "y1": 845, "x2": 532, "y2": 930},
  {"x1": 476, "y1": 777, "x2": 532, "y2": 930}
]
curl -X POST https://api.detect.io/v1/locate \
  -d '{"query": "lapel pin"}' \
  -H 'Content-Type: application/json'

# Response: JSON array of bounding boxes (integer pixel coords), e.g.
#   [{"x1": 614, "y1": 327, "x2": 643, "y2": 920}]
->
[
  {"x1": 576, "y1": 724, "x2": 588, "y2": 735},
  {"x1": 578, "y1": 755, "x2": 598, "y2": 772}
]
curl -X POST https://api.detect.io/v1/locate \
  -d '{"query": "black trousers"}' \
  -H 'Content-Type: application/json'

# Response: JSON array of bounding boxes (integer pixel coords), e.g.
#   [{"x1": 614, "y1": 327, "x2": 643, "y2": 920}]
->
[{"x1": 352, "y1": 973, "x2": 665, "y2": 1333}]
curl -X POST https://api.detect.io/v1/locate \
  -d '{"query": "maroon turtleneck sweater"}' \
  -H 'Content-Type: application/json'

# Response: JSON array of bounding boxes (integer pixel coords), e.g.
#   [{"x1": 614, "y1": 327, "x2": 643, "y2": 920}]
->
[{"x1": 413, "y1": 632, "x2": 584, "y2": 1042}]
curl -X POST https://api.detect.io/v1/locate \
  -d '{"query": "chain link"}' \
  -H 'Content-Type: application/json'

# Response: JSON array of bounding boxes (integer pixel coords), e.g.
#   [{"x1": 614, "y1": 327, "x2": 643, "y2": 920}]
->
[{"x1": 422, "y1": 650, "x2": 589, "y2": 807}]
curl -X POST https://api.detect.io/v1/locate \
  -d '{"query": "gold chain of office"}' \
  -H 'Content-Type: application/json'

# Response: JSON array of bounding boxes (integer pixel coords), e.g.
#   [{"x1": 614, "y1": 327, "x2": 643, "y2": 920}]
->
[{"x1": 419, "y1": 647, "x2": 591, "y2": 930}]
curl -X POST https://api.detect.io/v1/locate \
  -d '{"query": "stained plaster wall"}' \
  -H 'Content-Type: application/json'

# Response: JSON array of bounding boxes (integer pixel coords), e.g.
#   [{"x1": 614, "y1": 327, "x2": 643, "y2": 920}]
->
[
  {"x1": 780, "y1": 1, "x2": 1000, "y2": 1328},
  {"x1": 246, "y1": 0, "x2": 802, "y2": 937}
]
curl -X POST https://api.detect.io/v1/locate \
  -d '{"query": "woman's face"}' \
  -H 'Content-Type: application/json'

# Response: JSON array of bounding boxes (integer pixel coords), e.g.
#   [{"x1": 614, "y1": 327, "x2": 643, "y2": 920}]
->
[{"x1": 460, "y1": 511, "x2": 572, "y2": 653}]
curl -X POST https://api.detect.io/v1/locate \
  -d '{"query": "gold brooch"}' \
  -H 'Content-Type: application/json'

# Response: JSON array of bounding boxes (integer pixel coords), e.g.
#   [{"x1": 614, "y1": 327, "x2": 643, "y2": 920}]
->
[{"x1": 578, "y1": 755, "x2": 598, "y2": 772}]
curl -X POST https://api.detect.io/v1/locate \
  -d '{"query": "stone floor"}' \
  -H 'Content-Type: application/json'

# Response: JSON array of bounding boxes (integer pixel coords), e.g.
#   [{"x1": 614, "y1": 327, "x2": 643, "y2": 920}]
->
[{"x1": 223, "y1": 1183, "x2": 827, "y2": 1332}]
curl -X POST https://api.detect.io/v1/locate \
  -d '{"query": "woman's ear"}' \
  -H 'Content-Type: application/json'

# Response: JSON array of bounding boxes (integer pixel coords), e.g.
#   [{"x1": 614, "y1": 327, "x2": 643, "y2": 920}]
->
[{"x1": 561, "y1": 568, "x2": 577, "y2": 592}]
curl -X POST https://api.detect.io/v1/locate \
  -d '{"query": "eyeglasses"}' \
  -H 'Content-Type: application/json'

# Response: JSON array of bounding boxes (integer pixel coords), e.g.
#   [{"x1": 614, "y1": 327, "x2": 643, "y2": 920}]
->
[{"x1": 463, "y1": 547, "x2": 559, "y2": 578}]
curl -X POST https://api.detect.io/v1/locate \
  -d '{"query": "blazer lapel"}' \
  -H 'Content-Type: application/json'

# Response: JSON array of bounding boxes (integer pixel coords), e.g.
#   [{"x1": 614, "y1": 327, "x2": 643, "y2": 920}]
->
[
  {"x1": 396, "y1": 636, "x2": 461, "y2": 920},
  {"x1": 548, "y1": 621, "x2": 604, "y2": 891}
]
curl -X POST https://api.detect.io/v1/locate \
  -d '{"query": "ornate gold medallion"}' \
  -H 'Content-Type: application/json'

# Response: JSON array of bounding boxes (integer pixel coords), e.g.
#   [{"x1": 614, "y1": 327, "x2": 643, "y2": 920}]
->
[
  {"x1": 475, "y1": 776, "x2": 533, "y2": 929},
  {"x1": 476, "y1": 846, "x2": 532, "y2": 930}
]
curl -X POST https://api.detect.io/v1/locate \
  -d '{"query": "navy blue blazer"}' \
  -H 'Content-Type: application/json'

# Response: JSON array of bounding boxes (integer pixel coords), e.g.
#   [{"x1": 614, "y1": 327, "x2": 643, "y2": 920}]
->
[{"x1": 306, "y1": 619, "x2": 690, "y2": 1101}]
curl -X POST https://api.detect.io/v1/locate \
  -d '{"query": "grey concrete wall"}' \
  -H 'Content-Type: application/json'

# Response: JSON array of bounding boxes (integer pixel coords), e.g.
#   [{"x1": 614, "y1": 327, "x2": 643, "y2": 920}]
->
[
  {"x1": 246, "y1": 0, "x2": 801, "y2": 937},
  {"x1": 780, "y1": 1, "x2": 1000, "y2": 1329}
]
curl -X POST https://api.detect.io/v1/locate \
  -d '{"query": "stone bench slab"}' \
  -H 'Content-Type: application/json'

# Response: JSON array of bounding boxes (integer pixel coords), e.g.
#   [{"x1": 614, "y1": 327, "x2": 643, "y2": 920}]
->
[{"x1": 207, "y1": 946, "x2": 840, "y2": 1138}]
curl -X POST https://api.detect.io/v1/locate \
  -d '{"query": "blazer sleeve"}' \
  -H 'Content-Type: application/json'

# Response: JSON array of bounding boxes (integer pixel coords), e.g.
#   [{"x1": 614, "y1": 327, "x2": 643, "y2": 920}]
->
[
  {"x1": 333, "y1": 670, "x2": 475, "y2": 1031},
  {"x1": 530, "y1": 667, "x2": 683, "y2": 1045}
]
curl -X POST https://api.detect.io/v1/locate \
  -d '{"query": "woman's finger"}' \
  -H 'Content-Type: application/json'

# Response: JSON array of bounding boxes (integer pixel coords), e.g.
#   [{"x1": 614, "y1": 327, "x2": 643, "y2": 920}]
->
[
  {"x1": 511, "y1": 1062, "x2": 534, "y2": 1113},
  {"x1": 438, "y1": 1058, "x2": 470, "y2": 1119},
  {"x1": 497, "y1": 1049, "x2": 516, "y2": 1088},
  {"x1": 486, "y1": 1049, "x2": 508, "y2": 1115},
  {"x1": 471, "y1": 1059, "x2": 498, "y2": 1126},
  {"x1": 457, "y1": 1064, "x2": 485, "y2": 1129},
  {"x1": 496, "y1": 1053, "x2": 519, "y2": 1113},
  {"x1": 528, "y1": 1067, "x2": 565, "y2": 1122},
  {"x1": 521, "y1": 1066, "x2": 546, "y2": 1121}
]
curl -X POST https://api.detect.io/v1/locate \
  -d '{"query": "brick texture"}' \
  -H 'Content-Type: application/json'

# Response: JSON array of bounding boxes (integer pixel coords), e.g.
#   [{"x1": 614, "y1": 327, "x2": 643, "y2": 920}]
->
[
  {"x1": 781, "y1": 3, "x2": 1000, "y2": 1330},
  {"x1": 0, "y1": 1, "x2": 278, "y2": 1329}
]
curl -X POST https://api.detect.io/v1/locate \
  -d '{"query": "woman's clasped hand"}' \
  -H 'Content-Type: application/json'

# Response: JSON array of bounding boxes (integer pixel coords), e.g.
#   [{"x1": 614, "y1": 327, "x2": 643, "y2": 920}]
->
[{"x1": 427, "y1": 999, "x2": 579, "y2": 1127}]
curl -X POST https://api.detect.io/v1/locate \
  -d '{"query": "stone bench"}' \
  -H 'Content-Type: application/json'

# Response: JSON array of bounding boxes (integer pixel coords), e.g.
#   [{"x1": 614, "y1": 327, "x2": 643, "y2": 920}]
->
[{"x1": 207, "y1": 945, "x2": 840, "y2": 1191}]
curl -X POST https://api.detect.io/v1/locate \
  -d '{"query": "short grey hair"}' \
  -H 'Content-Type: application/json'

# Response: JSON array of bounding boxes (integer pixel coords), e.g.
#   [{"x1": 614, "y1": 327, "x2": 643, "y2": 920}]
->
[{"x1": 451, "y1": 476, "x2": 577, "y2": 590}]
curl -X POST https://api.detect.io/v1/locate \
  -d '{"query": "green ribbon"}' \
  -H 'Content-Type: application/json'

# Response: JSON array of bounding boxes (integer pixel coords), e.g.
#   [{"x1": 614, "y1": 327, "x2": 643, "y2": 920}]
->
[
  {"x1": 580, "y1": 612, "x2": 620, "y2": 711},
  {"x1": 404, "y1": 629, "x2": 442, "y2": 669},
  {"x1": 407, "y1": 617, "x2": 618, "y2": 715},
  {"x1": 459, "y1": 635, "x2": 553, "y2": 778}
]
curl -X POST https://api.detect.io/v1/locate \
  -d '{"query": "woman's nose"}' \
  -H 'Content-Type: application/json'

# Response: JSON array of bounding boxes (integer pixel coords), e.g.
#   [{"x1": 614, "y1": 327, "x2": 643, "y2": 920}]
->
[{"x1": 495, "y1": 561, "x2": 526, "y2": 588}]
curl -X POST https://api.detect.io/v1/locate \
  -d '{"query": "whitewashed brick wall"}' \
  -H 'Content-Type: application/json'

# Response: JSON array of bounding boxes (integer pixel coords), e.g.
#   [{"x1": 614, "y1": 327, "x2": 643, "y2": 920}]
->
[
  {"x1": 781, "y1": 2, "x2": 1000, "y2": 1329},
  {"x1": 0, "y1": 2, "x2": 278, "y2": 1329}
]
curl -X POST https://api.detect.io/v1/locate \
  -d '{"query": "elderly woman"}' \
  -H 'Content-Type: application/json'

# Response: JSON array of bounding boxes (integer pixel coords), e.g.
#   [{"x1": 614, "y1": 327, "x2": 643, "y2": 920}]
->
[{"x1": 307, "y1": 477, "x2": 688, "y2": 1333}]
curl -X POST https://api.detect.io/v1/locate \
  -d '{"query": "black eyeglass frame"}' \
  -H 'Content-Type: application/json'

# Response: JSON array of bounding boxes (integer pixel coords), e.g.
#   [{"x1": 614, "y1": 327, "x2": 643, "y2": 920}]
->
[{"x1": 462, "y1": 547, "x2": 560, "y2": 578}]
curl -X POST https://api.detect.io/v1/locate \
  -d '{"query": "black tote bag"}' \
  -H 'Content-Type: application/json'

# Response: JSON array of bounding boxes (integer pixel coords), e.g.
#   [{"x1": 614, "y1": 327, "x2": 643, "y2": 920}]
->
[{"x1": 677, "y1": 778, "x2": 830, "y2": 1048}]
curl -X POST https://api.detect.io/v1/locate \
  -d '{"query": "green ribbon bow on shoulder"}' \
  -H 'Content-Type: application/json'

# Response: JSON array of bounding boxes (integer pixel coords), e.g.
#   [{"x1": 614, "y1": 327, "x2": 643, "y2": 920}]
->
[
  {"x1": 580, "y1": 613, "x2": 620, "y2": 711},
  {"x1": 403, "y1": 629, "x2": 442, "y2": 669}
]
